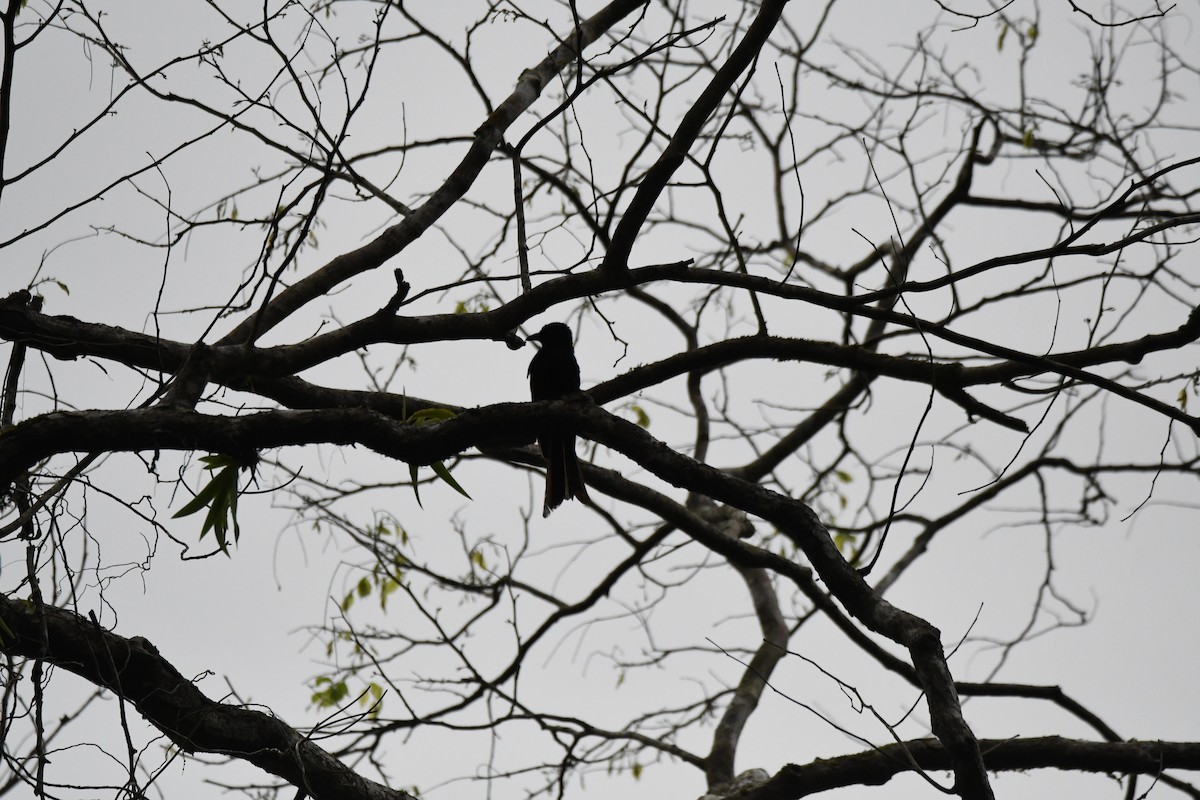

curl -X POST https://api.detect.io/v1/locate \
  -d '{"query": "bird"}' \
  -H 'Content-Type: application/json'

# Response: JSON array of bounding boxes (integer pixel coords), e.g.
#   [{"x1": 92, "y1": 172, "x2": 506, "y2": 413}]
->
[{"x1": 527, "y1": 322, "x2": 590, "y2": 516}]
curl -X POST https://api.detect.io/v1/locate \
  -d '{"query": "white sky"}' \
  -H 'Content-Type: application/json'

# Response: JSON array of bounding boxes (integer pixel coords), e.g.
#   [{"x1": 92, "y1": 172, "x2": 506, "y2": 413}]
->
[{"x1": 2, "y1": 1, "x2": 1200, "y2": 798}]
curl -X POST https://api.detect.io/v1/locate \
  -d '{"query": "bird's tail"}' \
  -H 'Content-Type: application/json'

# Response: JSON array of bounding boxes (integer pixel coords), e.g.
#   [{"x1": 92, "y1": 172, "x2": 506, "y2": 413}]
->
[{"x1": 542, "y1": 434, "x2": 590, "y2": 517}]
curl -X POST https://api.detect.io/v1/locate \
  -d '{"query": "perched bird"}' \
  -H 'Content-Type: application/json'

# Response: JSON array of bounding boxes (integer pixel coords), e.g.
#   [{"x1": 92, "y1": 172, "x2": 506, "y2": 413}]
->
[{"x1": 527, "y1": 322, "x2": 590, "y2": 516}]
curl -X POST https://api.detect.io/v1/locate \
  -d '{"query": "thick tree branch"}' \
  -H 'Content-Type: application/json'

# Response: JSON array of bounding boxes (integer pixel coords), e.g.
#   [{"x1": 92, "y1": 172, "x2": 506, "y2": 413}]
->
[
  {"x1": 0, "y1": 594, "x2": 413, "y2": 800},
  {"x1": 7, "y1": 285, "x2": 1198, "y2": 440},
  {"x1": 0, "y1": 399, "x2": 994, "y2": 798},
  {"x1": 602, "y1": 0, "x2": 791, "y2": 273},
  {"x1": 725, "y1": 737, "x2": 1200, "y2": 799}
]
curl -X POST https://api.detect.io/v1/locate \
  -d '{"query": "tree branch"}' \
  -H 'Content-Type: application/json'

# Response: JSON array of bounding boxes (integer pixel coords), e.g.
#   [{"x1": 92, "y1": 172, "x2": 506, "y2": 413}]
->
[
  {"x1": 0, "y1": 594, "x2": 414, "y2": 800},
  {"x1": 729, "y1": 737, "x2": 1200, "y2": 799}
]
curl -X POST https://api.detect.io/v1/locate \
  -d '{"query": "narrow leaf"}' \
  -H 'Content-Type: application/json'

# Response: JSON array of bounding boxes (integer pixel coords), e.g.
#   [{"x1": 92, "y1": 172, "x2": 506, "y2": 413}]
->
[
  {"x1": 407, "y1": 407, "x2": 458, "y2": 425},
  {"x1": 172, "y1": 478, "x2": 223, "y2": 518},
  {"x1": 409, "y1": 462, "x2": 423, "y2": 508},
  {"x1": 431, "y1": 460, "x2": 472, "y2": 499}
]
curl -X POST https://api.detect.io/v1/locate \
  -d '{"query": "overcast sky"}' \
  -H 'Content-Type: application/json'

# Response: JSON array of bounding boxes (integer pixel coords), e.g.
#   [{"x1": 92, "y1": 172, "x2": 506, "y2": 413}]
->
[{"x1": 3, "y1": 1, "x2": 1200, "y2": 798}]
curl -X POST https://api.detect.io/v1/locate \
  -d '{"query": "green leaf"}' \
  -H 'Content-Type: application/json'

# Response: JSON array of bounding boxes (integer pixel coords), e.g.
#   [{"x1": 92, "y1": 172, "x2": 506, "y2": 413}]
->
[
  {"x1": 630, "y1": 404, "x2": 651, "y2": 428},
  {"x1": 431, "y1": 460, "x2": 472, "y2": 499},
  {"x1": 1023, "y1": 128, "x2": 1035, "y2": 149},
  {"x1": 833, "y1": 531, "x2": 853, "y2": 553},
  {"x1": 469, "y1": 549, "x2": 486, "y2": 570},
  {"x1": 1179, "y1": 387, "x2": 1188, "y2": 410},
  {"x1": 173, "y1": 453, "x2": 256, "y2": 555},
  {"x1": 407, "y1": 407, "x2": 458, "y2": 425},
  {"x1": 632, "y1": 762, "x2": 643, "y2": 781},
  {"x1": 379, "y1": 578, "x2": 400, "y2": 610},
  {"x1": 1027, "y1": 23, "x2": 1038, "y2": 42},
  {"x1": 310, "y1": 678, "x2": 349, "y2": 708},
  {"x1": 357, "y1": 576, "x2": 372, "y2": 598},
  {"x1": 172, "y1": 477, "x2": 224, "y2": 519},
  {"x1": 834, "y1": 469, "x2": 853, "y2": 483},
  {"x1": 997, "y1": 22, "x2": 1008, "y2": 51},
  {"x1": 199, "y1": 453, "x2": 235, "y2": 469},
  {"x1": 409, "y1": 462, "x2": 423, "y2": 508},
  {"x1": 361, "y1": 683, "x2": 385, "y2": 717},
  {"x1": 402, "y1": 408, "x2": 469, "y2": 503}
]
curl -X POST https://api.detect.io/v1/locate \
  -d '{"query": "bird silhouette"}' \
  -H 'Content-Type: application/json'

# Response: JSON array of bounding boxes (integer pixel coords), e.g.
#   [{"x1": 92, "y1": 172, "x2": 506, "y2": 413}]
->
[{"x1": 527, "y1": 322, "x2": 590, "y2": 516}]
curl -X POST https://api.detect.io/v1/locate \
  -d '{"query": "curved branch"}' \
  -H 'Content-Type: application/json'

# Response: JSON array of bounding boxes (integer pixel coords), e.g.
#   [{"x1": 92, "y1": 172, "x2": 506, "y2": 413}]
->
[
  {"x1": 0, "y1": 399, "x2": 994, "y2": 798},
  {"x1": 8, "y1": 279, "x2": 1198, "y2": 438},
  {"x1": 0, "y1": 594, "x2": 413, "y2": 800},
  {"x1": 730, "y1": 737, "x2": 1200, "y2": 800}
]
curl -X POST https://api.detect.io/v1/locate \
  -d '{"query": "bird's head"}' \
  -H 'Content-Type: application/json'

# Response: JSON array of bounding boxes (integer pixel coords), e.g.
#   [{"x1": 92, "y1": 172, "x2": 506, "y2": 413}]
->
[{"x1": 527, "y1": 322, "x2": 573, "y2": 348}]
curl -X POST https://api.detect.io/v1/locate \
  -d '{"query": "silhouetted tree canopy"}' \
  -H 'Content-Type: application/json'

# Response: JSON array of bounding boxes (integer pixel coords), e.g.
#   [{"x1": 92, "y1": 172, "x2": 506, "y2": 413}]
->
[{"x1": 2, "y1": 2, "x2": 1199, "y2": 799}]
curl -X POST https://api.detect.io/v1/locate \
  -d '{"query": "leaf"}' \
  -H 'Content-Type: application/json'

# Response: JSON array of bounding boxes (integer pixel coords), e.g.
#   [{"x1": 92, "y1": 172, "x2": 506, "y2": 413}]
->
[
  {"x1": 379, "y1": 578, "x2": 400, "y2": 610},
  {"x1": 997, "y1": 22, "x2": 1008, "y2": 51},
  {"x1": 632, "y1": 762, "x2": 643, "y2": 781},
  {"x1": 1023, "y1": 128, "x2": 1035, "y2": 149},
  {"x1": 409, "y1": 462, "x2": 422, "y2": 508},
  {"x1": 407, "y1": 407, "x2": 458, "y2": 425},
  {"x1": 357, "y1": 576, "x2": 372, "y2": 598},
  {"x1": 1027, "y1": 23, "x2": 1038, "y2": 42},
  {"x1": 173, "y1": 455, "x2": 252, "y2": 556},
  {"x1": 833, "y1": 531, "x2": 852, "y2": 553},
  {"x1": 200, "y1": 453, "x2": 237, "y2": 469},
  {"x1": 54, "y1": 281, "x2": 70, "y2": 296},
  {"x1": 629, "y1": 404, "x2": 651, "y2": 428},
  {"x1": 470, "y1": 549, "x2": 487, "y2": 570},
  {"x1": 362, "y1": 681, "x2": 385, "y2": 716},
  {"x1": 172, "y1": 477, "x2": 224, "y2": 519},
  {"x1": 834, "y1": 469, "x2": 853, "y2": 483},
  {"x1": 310, "y1": 678, "x2": 349, "y2": 708},
  {"x1": 1179, "y1": 387, "x2": 1188, "y2": 410},
  {"x1": 431, "y1": 460, "x2": 472, "y2": 499},
  {"x1": 404, "y1": 409, "x2": 466, "y2": 500}
]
